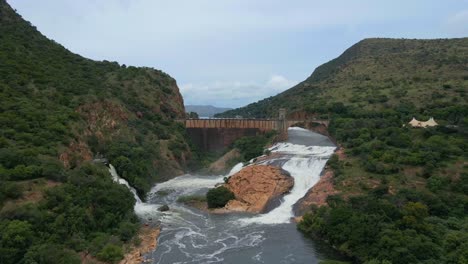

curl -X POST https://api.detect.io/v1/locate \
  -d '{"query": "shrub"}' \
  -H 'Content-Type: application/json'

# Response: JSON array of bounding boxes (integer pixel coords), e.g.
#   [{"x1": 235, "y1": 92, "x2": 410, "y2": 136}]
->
[
  {"x1": 206, "y1": 187, "x2": 235, "y2": 208},
  {"x1": 177, "y1": 195, "x2": 206, "y2": 204},
  {"x1": 24, "y1": 244, "x2": 81, "y2": 264},
  {"x1": 96, "y1": 244, "x2": 123, "y2": 263},
  {"x1": 233, "y1": 131, "x2": 277, "y2": 161}
]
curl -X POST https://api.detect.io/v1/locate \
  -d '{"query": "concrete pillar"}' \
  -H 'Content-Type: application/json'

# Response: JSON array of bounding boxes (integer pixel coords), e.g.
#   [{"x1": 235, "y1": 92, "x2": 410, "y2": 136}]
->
[{"x1": 278, "y1": 108, "x2": 286, "y2": 132}]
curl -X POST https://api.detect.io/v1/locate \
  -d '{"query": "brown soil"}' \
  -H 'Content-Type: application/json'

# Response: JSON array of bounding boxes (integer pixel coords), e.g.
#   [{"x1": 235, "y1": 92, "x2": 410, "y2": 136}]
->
[{"x1": 120, "y1": 225, "x2": 161, "y2": 264}]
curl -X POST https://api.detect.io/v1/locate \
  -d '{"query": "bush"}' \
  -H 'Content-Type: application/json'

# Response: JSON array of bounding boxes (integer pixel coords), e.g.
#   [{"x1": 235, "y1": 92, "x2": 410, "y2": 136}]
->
[
  {"x1": 96, "y1": 244, "x2": 123, "y2": 263},
  {"x1": 206, "y1": 187, "x2": 235, "y2": 208},
  {"x1": 177, "y1": 195, "x2": 206, "y2": 204},
  {"x1": 0, "y1": 181, "x2": 22, "y2": 200},
  {"x1": 233, "y1": 131, "x2": 277, "y2": 161},
  {"x1": 24, "y1": 244, "x2": 81, "y2": 264}
]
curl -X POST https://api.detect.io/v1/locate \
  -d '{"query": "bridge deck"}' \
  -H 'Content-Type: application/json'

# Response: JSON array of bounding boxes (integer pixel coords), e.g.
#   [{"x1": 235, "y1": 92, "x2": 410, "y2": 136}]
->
[{"x1": 178, "y1": 118, "x2": 329, "y2": 131}]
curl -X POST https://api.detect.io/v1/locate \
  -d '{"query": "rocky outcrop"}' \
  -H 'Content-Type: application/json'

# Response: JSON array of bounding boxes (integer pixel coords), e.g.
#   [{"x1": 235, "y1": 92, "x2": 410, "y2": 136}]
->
[
  {"x1": 225, "y1": 165, "x2": 294, "y2": 213},
  {"x1": 208, "y1": 149, "x2": 241, "y2": 174},
  {"x1": 59, "y1": 140, "x2": 93, "y2": 168}
]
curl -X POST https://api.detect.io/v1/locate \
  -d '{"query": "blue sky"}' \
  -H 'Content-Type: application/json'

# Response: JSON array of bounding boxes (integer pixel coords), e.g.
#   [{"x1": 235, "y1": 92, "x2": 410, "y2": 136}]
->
[{"x1": 8, "y1": 0, "x2": 468, "y2": 108}]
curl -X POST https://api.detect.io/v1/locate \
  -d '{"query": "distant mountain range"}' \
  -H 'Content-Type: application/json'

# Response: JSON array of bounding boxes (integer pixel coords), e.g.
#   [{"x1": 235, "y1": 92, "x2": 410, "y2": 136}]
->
[{"x1": 185, "y1": 105, "x2": 232, "y2": 117}]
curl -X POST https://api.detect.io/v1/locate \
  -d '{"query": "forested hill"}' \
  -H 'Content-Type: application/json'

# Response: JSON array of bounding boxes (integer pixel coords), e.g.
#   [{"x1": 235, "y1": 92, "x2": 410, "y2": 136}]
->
[
  {"x1": 220, "y1": 39, "x2": 468, "y2": 262},
  {"x1": 216, "y1": 38, "x2": 468, "y2": 118},
  {"x1": 0, "y1": 0, "x2": 191, "y2": 262}
]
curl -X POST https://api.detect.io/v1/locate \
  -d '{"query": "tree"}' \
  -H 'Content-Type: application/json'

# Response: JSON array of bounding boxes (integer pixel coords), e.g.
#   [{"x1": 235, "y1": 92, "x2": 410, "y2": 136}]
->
[
  {"x1": 206, "y1": 187, "x2": 235, "y2": 208},
  {"x1": 97, "y1": 244, "x2": 124, "y2": 263},
  {"x1": 0, "y1": 220, "x2": 34, "y2": 264}
]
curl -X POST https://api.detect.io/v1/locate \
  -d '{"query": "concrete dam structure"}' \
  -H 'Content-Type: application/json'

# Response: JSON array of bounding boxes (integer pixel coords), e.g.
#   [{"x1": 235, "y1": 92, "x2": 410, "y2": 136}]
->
[{"x1": 180, "y1": 110, "x2": 329, "y2": 151}]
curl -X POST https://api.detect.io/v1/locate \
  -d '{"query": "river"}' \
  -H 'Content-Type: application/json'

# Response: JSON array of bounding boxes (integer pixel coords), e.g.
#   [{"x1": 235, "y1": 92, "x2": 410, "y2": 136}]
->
[{"x1": 111, "y1": 127, "x2": 340, "y2": 263}]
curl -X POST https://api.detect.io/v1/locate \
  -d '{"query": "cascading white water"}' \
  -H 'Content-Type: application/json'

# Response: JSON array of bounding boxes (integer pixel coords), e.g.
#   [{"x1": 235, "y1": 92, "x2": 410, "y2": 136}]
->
[
  {"x1": 240, "y1": 131, "x2": 336, "y2": 225},
  {"x1": 109, "y1": 162, "x2": 244, "y2": 221},
  {"x1": 148, "y1": 163, "x2": 242, "y2": 196},
  {"x1": 137, "y1": 128, "x2": 339, "y2": 263},
  {"x1": 109, "y1": 164, "x2": 167, "y2": 218},
  {"x1": 109, "y1": 164, "x2": 142, "y2": 203}
]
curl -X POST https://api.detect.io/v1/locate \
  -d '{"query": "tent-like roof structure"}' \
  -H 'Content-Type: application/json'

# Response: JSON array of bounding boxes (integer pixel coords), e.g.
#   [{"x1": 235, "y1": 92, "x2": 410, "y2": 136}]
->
[{"x1": 408, "y1": 117, "x2": 438, "y2": 128}]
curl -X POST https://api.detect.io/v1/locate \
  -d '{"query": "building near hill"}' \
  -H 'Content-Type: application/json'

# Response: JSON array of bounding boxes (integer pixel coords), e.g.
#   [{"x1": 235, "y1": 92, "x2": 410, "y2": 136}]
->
[{"x1": 408, "y1": 117, "x2": 438, "y2": 128}]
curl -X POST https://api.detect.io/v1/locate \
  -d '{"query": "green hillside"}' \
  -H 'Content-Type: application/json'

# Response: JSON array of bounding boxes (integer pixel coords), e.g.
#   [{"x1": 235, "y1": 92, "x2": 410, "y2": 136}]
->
[
  {"x1": 0, "y1": 0, "x2": 191, "y2": 262},
  {"x1": 220, "y1": 38, "x2": 468, "y2": 263},
  {"x1": 217, "y1": 38, "x2": 467, "y2": 118}
]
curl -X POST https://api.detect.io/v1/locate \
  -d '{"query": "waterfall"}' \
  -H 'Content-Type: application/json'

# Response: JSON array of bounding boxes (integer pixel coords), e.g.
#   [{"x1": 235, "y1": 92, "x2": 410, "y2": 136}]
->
[
  {"x1": 108, "y1": 164, "x2": 142, "y2": 203},
  {"x1": 137, "y1": 128, "x2": 339, "y2": 263},
  {"x1": 227, "y1": 162, "x2": 244, "y2": 176},
  {"x1": 240, "y1": 129, "x2": 336, "y2": 225}
]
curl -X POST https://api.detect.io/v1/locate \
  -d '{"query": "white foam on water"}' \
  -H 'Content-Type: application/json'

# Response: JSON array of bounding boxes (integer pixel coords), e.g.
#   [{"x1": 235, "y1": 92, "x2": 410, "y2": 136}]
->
[
  {"x1": 287, "y1": 127, "x2": 310, "y2": 132},
  {"x1": 269, "y1": 142, "x2": 334, "y2": 156},
  {"x1": 227, "y1": 162, "x2": 244, "y2": 176},
  {"x1": 149, "y1": 174, "x2": 226, "y2": 194},
  {"x1": 109, "y1": 164, "x2": 142, "y2": 204},
  {"x1": 240, "y1": 135, "x2": 336, "y2": 225},
  {"x1": 109, "y1": 164, "x2": 167, "y2": 218}
]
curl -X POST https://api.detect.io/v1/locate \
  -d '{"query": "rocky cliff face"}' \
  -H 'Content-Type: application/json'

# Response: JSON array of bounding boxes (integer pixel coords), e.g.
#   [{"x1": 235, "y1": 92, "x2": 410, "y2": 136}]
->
[{"x1": 225, "y1": 165, "x2": 294, "y2": 213}]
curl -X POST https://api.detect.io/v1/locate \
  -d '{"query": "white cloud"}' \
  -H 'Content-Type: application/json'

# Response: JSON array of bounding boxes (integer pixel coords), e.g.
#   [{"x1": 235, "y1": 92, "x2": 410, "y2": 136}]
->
[
  {"x1": 267, "y1": 75, "x2": 298, "y2": 89},
  {"x1": 180, "y1": 75, "x2": 298, "y2": 108},
  {"x1": 445, "y1": 9, "x2": 468, "y2": 35}
]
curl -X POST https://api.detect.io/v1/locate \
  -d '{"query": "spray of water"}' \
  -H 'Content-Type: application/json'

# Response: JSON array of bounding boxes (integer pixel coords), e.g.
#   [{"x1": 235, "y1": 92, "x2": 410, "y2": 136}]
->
[{"x1": 239, "y1": 141, "x2": 336, "y2": 225}]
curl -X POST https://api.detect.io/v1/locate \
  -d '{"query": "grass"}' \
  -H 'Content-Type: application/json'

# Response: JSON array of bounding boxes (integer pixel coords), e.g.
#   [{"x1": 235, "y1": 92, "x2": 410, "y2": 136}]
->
[{"x1": 177, "y1": 195, "x2": 206, "y2": 204}]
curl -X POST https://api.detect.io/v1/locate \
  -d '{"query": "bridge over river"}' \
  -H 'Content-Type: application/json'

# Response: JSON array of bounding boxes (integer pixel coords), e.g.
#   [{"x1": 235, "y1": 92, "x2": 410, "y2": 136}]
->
[{"x1": 178, "y1": 110, "x2": 329, "y2": 151}]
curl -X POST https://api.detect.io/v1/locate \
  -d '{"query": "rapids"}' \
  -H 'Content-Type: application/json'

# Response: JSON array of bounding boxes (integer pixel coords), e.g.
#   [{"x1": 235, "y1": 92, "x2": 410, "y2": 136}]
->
[{"x1": 110, "y1": 127, "x2": 341, "y2": 263}]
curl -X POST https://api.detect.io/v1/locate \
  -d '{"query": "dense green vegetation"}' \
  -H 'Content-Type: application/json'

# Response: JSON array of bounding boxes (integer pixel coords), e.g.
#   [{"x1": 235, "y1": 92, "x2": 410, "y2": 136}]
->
[
  {"x1": 299, "y1": 184, "x2": 468, "y2": 263},
  {"x1": 299, "y1": 104, "x2": 468, "y2": 263},
  {"x1": 206, "y1": 186, "x2": 235, "y2": 208},
  {"x1": 0, "y1": 1, "x2": 191, "y2": 262},
  {"x1": 217, "y1": 38, "x2": 468, "y2": 119},
  {"x1": 219, "y1": 38, "x2": 468, "y2": 262},
  {"x1": 0, "y1": 164, "x2": 138, "y2": 264},
  {"x1": 233, "y1": 130, "x2": 278, "y2": 161}
]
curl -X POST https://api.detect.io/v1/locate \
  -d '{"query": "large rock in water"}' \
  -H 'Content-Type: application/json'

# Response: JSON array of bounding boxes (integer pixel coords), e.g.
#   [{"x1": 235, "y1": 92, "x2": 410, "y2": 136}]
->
[{"x1": 225, "y1": 165, "x2": 293, "y2": 213}]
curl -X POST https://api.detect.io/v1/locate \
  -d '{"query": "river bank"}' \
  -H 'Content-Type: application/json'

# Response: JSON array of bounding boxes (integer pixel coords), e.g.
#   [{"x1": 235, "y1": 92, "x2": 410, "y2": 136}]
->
[
  {"x1": 120, "y1": 225, "x2": 160, "y2": 264},
  {"x1": 108, "y1": 127, "x2": 344, "y2": 263},
  {"x1": 136, "y1": 127, "x2": 344, "y2": 263}
]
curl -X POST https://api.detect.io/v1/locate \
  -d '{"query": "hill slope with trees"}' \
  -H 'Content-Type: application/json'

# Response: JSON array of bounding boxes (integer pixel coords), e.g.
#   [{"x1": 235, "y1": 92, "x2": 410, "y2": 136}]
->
[
  {"x1": 0, "y1": 0, "x2": 192, "y2": 262},
  {"x1": 219, "y1": 38, "x2": 468, "y2": 263}
]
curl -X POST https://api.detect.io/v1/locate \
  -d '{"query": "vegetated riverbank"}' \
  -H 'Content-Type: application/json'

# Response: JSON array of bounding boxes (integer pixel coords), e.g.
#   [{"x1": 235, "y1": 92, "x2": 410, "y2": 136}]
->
[
  {"x1": 180, "y1": 127, "x2": 341, "y2": 218},
  {"x1": 0, "y1": 2, "x2": 195, "y2": 263},
  {"x1": 214, "y1": 37, "x2": 468, "y2": 263},
  {"x1": 126, "y1": 127, "x2": 345, "y2": 263},
  {"x1": 120, "y1": 225, "x2": 160, "y2": 264},
  {"x1": 109, "y1": 127, "x2": 347, "y2": 263}
]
